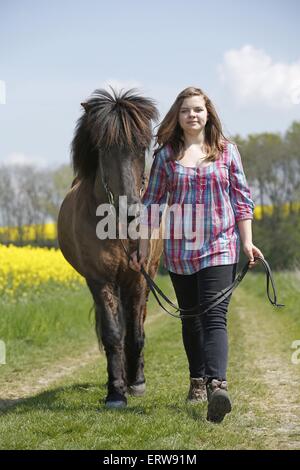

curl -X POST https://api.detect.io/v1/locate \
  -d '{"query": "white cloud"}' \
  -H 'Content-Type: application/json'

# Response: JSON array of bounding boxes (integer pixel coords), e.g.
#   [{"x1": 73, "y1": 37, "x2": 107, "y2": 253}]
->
[
  {"x1": 2, "y1": 152, "x2": 48, "y2": 168},
  {"x1": 218, "y1": 45, "x2": 300, "y2": 108}
]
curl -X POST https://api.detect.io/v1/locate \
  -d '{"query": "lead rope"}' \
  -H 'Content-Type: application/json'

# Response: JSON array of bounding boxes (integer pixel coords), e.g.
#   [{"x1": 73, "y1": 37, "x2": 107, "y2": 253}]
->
[{"x1": 121, "y1": 246, "x2": 285, "y2": 319}]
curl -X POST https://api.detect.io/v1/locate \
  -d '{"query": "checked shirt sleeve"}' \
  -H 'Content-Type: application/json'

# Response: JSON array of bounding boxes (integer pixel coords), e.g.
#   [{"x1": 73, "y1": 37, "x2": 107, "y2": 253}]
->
[
  {"x1": 229, "y1": 143, "x2": 255, "y2": 222},
  {"x1": 140, "y1": 149, "x2": 168, "y2": 235}
]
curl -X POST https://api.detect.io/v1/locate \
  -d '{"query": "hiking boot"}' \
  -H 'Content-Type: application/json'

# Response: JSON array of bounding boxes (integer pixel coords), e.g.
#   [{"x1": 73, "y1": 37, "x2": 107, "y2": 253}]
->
[
  {"x1": 186, "y1": 377, "x2": 207, "y2": 403},
  {"x1": 206, "y1": 379, "x2": 231, "y2": 423}
]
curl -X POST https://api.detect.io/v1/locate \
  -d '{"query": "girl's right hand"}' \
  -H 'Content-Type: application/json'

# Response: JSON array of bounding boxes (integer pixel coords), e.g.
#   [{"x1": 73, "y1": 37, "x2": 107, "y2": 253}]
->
[{"x1": 129, "y1": 250, "x2": 147, "y2": 272}]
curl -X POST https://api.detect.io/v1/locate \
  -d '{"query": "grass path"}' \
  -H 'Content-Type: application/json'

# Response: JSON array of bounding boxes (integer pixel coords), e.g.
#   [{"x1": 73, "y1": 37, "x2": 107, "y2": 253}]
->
[
  {"x1": 0, "y1": 273, "x2": 299, "y2": 449},
  {"x1": 232, "y1": 290, "x2": 300, "y2": 449},
  {"x1": 0, "y1": 313, "x2": 164, "y2": 411}
]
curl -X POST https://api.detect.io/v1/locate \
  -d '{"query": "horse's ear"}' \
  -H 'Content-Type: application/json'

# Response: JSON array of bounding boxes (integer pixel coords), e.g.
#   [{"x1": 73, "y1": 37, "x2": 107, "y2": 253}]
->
[{"x1": 81, "y1": 102, "x2": 89, "y2": 112}]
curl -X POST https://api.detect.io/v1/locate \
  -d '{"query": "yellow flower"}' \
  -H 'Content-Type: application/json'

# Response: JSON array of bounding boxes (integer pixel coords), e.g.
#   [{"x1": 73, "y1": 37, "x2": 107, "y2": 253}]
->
[{"x1": 0, "y1": 245, "x2": 84, "y2": 297}]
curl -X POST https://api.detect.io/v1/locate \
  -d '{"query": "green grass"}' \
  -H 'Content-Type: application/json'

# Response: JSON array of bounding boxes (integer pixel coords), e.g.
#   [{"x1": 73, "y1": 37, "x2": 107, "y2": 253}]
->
[
  {"x1": 0, "y1": 283, "x2": 95, "y2": 382},
  {"x1": 238, "y1": 268, "x2": 300, "y2": 356},
  {"x1": 0, "y1": 272, "x2": 299, "y2": 450},
  {"x1": 0, "y1": 306, "x2": 264, "y2": 450}
]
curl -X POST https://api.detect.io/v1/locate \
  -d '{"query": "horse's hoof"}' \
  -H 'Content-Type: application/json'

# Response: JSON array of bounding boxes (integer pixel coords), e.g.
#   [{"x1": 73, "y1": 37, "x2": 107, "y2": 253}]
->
[
  {"x1": 105, "y1": 400, "x2": 127, "y2": 409},
  {"x1": 105, "y1": 391, "x2": 127, "y2": 409},
  {"x1": 128, "y1": 382, "x2": 146, "y2": 397}
]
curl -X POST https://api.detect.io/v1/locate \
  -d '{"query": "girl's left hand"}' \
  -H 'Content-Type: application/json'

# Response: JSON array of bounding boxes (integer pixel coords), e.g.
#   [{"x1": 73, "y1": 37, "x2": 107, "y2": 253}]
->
[{"x1": 243, "y1": 243, "x2": 264, "y2": 269}]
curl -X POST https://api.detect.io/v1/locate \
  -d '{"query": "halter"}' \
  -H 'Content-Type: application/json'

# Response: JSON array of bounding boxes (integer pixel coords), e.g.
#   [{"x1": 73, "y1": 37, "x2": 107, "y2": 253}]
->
[{"x1": 98, "y1": 154, "x2": 147, "y2": 208}]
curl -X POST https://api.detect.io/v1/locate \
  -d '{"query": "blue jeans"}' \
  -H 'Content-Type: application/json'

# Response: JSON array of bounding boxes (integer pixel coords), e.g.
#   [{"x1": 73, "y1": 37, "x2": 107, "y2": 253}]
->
[{"x1": 169, "y1": 263, "x2": 237, "y2": 381}]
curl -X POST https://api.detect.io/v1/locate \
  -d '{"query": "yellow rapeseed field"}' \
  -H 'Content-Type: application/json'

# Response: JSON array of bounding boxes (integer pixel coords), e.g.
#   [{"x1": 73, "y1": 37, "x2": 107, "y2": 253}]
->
[{"x1": 0, "y1": 245, "x2": 84, "y2": 297}]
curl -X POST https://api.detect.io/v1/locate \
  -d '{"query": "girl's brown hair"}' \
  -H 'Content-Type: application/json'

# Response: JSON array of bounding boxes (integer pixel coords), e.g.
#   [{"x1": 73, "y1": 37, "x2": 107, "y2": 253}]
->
[{"x1": 154, "y1": 86, "x2": 228, "y2": 162}]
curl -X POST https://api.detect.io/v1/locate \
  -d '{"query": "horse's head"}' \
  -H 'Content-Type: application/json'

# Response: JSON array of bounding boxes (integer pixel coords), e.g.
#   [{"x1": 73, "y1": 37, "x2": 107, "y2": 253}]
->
[{"x1": 72, "y1": 87, "x2": 159, "y2": 222}]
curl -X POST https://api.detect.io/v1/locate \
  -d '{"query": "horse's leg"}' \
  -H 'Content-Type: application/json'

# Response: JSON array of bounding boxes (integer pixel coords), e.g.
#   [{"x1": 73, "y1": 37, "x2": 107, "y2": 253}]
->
[
  {"x1": 86, "y1": 278, "x2": 127, "y2": 408},
  {"x1": 123, "y1": 287, "x2": 147, "y2": 397},
  {"x1": 123, "y1": 259, "x2": 161, "y2": 396}
]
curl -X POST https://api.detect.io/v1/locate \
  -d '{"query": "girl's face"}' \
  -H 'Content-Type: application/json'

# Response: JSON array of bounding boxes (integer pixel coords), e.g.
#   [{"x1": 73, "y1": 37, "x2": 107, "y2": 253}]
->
[{"x1": 178, "y1": 95, "x2": 208, "y2": 134}]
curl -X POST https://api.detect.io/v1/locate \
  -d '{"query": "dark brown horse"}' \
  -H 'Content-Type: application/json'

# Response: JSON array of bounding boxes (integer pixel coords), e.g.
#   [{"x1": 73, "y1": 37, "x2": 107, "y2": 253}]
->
[{"x1": 57, "y1": 88, "x2": 163, "y2": 408}]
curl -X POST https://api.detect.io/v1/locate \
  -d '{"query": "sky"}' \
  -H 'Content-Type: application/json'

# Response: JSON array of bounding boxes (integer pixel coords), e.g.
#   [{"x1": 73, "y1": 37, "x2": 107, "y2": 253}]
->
[{"x1": 0, "y1": 0, "x2": 300, "y2": 168}]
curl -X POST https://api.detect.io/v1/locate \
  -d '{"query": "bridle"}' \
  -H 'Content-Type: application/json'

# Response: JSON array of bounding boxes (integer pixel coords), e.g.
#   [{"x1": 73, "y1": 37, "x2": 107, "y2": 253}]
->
[
  {"x1": 98, "y1": 154, "x2": 146, "y2": 208},
  {"x1": 98, "y1": 156, "x2": 285, "y2": 319}
]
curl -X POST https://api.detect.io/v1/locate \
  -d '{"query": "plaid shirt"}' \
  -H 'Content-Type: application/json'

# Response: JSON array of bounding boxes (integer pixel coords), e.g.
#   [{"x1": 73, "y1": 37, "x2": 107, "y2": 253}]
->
[{"x1": 140, "y1": 142, "x2": 254, "y2": 274}]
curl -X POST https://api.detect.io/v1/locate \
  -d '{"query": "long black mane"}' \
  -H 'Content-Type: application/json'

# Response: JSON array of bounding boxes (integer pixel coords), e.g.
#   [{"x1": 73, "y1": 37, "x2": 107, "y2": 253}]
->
[{"x1": 72, "y1": 87, "x2": 159, "y2": 179}]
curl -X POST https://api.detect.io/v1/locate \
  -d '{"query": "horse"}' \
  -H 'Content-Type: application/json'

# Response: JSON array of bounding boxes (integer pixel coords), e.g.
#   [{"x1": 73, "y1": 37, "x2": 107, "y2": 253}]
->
[{"x1": 57, "y1": 88, "x2": 163, "y2": 408}]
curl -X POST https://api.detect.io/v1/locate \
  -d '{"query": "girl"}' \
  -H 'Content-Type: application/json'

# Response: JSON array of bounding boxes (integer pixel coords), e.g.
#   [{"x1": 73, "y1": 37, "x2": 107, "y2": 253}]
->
[{"x1": 129, "y1": 87, "x2": 264, "y2": 423}]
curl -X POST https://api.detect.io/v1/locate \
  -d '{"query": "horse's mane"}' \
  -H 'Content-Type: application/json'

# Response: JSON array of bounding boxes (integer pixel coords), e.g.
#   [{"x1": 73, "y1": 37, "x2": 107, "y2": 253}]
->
[{"x1": 72, "y1": 87, "x2": 159, "y2": 179}]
